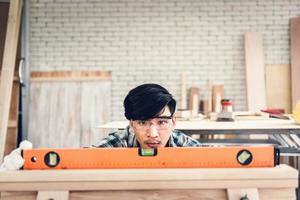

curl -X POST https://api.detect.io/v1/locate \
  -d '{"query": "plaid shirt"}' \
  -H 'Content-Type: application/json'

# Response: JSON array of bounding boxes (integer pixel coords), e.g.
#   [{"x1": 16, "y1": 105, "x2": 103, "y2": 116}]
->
[{"x1": 92, "y1": 126, "x2": 201, "y2": 147}]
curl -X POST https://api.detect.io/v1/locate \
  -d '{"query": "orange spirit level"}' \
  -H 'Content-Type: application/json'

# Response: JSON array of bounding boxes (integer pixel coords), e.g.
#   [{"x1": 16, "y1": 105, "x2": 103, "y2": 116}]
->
[{"x1": 22, "y1": 146, "x2": 279, "y2": 170}]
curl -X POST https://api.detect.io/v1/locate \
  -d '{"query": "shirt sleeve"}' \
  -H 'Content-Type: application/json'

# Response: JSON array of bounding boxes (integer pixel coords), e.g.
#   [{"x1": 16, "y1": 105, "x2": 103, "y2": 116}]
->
[
  {"x1": 171, "y1": 130, "x2": 201, "y2": 147},
  {"x1": 91, "y1": 132, "x2": 126, "y2": 148},
  {"x1": 183, "y1": 136, "x2": 201, "y2": 147}
]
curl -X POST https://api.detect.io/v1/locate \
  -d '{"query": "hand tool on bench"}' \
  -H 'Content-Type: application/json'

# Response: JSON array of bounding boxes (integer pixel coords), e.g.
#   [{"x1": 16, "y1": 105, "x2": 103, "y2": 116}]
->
[{"x1": 22, "y1": 146, "x2": 280, "y2": 170}]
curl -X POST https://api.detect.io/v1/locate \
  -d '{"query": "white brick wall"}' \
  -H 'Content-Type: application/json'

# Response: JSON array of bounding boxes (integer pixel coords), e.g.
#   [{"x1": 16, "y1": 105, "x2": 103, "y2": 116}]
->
[{"x1": 29, "y1": 0, "x2": 300, "y2": 120}]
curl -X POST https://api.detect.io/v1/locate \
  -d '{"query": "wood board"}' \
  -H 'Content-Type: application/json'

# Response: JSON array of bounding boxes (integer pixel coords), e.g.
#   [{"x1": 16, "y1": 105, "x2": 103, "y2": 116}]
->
[
  {"x1": 244, "y1": 32, "x2": 267, "y2": 113},
  {"x1": 290, "y1": 17, "x2": 300, "y2": 111},
  {"x1": 5, "y1": 79, "x2": 19, "y2": 156},
  {"x1": 265, "y1": 64, "x2": 291, "y2": 114},
  {"x1": 212, "y1": 85, "x2": 224, "y2": 113},
  {"x1": 28, "y1": 71, "x2": 111, "y2": 148},
  {"x1": 0, "y1": 0, "x2": 22, "y2": 161},
  {"x1": 188, "y1": 87, "x2": 199, "y2": 117},
  {"x1": 0, "y1": 164, "x2": 297, "y2": 200},
  {"x1": 180, "y1": 72, "x2": 187, "y2": 110}
]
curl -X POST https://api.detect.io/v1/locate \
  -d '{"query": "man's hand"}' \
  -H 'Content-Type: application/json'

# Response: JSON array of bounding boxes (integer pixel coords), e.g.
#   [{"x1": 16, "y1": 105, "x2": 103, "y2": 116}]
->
[{"x1": 0, "y1": 140, "x2": 32, "y2": 171}]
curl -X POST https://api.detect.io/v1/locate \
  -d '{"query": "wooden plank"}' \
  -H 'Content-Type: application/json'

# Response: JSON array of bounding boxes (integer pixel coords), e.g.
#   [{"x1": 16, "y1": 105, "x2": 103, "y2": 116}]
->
[
  {"x1": 227, "y1": 188, "x2": 259, "y2": 200},
  {"x1": 188, "y1": 87, "x2": 199, "y2": 117},
  {"x1": 4, "y1": 128, "x2": 17, "y2": 156},
  {"x1": 80, "y1": 81, "x2": 111, "y2": 147},
  {"x1": 0, "y1": 188, "x2": 295, "y2": 200},
  {"x1": 8, "y1": 120, "x2": 17, "y2": 128},
  {"x1": 98, "y1": 118, "x2": 300, "y2": 131},
  {"x1": 291, "y1": 17, "x2": 300, "y2": 110},
  {"x1": 30, "y1": 71, "x2": 111, "y2": 81},
  {"x1": 202, "y1": 99, "x2": 209, "y2": 116},
  {"x1": 244, "y1": 32, "x2": 267, "y2": 113},
  {"x1": 265, "y1": 64, "x2": 291, "y2": 113},
  {"x1": 201, "y1": 80, "x2": 212, "y2": 116},
  {"x1": 70, "y1": 190, "x2": 227, "y2": 200},
  {"x1": 180, "y1": 72, "x2": 187, "y2": 109},
  {"x1": 37, "y1": 191, "x2": 69, "y2": 200},
  {"x1": 28, "y1": 82, "x2": 81, "y2": 148},
  {"x1": 1, "y1": 2, "x2": 21, "y2": 157},
  {"x1": 0, "y1": 0, "x2": 22, "y2": 162},
  {"x1": 212, "y1": 85, "x2": 224, "y2": 113},
  {"x1": 0, "y1": 179, "x2": 297, "y2": 192},
  {"x1": 207, "y1": 80, "x2": 212, "y2": 114},
  {"x1": 5, "y1": 80, "x2": 19, "y2": 156},
  {"x1": 0, "y1": 191, "x2": 37, "y2": 200},
  {"x1": 28, "y1": 78, "x2": 111, "y2": 148},
  {"x1": 259, "y1": 188, "x2": 296, "y2": 200},
  {"x1": 0, "y1": 164, "x2": 297, "y2": 184}
]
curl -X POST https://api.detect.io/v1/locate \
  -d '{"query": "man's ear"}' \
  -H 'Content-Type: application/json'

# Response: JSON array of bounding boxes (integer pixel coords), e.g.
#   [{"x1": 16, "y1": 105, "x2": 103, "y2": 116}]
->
[
  {"x1": 129, "y1": 120, "x2": 133, "y2": 127},
  {"x1": 129, "y1": 120, "x2": 136, "y2": 134},
  {"x1": 172, "y1": 116, "x2": 176, "y2": 128},
  {"x1": 129, "y1": 120, "x2": 135, "y2": 129}
]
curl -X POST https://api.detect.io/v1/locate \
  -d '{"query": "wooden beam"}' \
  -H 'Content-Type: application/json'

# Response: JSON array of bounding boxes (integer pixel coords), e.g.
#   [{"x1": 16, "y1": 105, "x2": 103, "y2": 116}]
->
[
  {"x1": 290, "y1": 17, "x2": 300, "y2": 110},
  {"x1": 0, "y1": 165, "x2": 297, "y2": 191},
  {"x1": 30, "y1": 71, "x2": 112, "y2": 81},
  {"x1": 265, "y1": 64, "x2": 291, "y2": 113},
  {"x1": 180, "y1": 72, "x2": 187, "y2": 109},
  {"x1": 37, "y1": 191, "x2": 69, "y2": 200},
  {"x1": 189, "y1": 87, "x2": 199, "y2": 117},
  {"x1": 227, "y1": 188, "x2": 259, "y2": 200},
  {"x1": 8, "y1": 120, "x2": 17, "y2": 128},
  {"x1": 212, "y1": 85, "x2": 224, "y2": 113},
  {"x1": 244, "y1": 32, "x2": 267, "y2": 113},
  {"x1": 0, "y1": 0, "x2": 22, "y2": 162}
]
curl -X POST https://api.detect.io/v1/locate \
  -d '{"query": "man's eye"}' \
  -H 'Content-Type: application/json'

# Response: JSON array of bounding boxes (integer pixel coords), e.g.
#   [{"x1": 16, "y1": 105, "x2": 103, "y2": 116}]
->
[
  {"x1": 158, "y1": 120, "x2": 168, "y2": 125},
  {"x1": 137, "y1": 120, "x2": 147, "y2": 125}
]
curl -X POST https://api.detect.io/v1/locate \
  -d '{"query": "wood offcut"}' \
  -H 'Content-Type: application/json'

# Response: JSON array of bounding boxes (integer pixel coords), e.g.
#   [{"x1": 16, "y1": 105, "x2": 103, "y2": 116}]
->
[
  {"x1": 0, "y1": 0, "x2": 22, "y2": 162},
  {"x1": 290, "y1": 17, "x2": 300, "y2": 111},
  {"x1": 0, "y1": 164, "x2": 297, "y2": 200},
  {"x1": 244, "y1": 32, "x2": 267, "y2": 113},
  {"x1": 28, "y1": 71, "x2": 111, "y2": 148},
  {"x1": 30, "y1": 71, "x2": 111, "y2": 81}
]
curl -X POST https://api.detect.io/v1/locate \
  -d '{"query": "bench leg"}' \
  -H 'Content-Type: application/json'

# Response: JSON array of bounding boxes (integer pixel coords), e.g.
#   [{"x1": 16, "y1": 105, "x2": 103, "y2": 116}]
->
[
  {"x1": 37, "y1": 191, "x2": 69, "y2": 200},
  {"x1": 227, "y1": 188, "x2": 259, "y2": 200}
]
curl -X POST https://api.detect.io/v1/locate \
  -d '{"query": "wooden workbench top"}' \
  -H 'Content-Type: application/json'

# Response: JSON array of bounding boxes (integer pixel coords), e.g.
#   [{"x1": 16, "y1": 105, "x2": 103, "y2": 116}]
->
[
  {"x1": 98, "y1": 119, "x2": 300, "y2": 130},
  {"x1": 0, "y1": 164, "x2": 297, "y2": 191}
]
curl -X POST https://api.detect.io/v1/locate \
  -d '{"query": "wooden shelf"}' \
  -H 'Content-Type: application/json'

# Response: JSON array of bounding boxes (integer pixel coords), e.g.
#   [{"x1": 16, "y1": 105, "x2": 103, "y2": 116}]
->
[{"x1": 30, "y1": 71, "x2": 112, "y2": 81}]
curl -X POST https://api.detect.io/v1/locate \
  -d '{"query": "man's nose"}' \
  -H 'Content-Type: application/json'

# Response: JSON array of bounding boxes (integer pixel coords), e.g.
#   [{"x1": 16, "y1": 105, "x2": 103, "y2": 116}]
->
[{"x1": 149, "y1": 125, "x2": 159, "y2": 137}]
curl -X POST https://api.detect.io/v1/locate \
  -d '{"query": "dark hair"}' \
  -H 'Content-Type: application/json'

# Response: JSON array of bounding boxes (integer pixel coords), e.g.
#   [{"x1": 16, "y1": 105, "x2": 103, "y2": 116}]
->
[{"x1": 124, "y1": 83, "x2": 176, "y2": 120}]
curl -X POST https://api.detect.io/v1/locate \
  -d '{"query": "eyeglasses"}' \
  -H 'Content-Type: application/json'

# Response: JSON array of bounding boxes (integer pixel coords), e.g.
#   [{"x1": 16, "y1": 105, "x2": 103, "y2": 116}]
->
[{"x1": 132, "y1": 116, "x2": 173, "y2": 131}]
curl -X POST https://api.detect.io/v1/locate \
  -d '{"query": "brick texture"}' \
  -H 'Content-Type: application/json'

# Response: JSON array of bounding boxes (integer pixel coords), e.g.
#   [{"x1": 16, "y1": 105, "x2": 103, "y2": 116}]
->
[{"x1": 29, "y1": 0, "x2": 300, "y2": 120}]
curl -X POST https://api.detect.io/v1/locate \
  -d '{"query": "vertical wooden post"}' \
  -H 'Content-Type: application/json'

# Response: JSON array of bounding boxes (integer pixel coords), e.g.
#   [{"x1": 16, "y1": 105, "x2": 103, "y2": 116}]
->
[
  {"x1": 212, "y1": 85, "x2": 224, "y2": 113},
  {"x1": 290, "y1": 17, "x2": 300, "y2": 111},
  {"x1": 37, "y1": 191, "x2": 69, "y2": 200},
  {"x1": 244, "y1": 32, "x2": 267, "y2": 113},
  {"x1": 180, "y1": 72, "x2": 187, "y2": 110},
  {"x1": 0, "y1": 0, "x2": 22, "y2": 162},
  {"x1": 227, "y1": 188, "x2": 259, "y2": 200},
  {"x1": 189, "y1": 87, "x2": 199, "y2": 117}
]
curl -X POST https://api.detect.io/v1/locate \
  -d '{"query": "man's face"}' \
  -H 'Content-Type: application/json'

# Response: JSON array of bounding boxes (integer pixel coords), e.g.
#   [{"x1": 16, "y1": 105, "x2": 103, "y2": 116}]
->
[{"x1": 130, "y1": 106, "x2": 176, "y2": 149}]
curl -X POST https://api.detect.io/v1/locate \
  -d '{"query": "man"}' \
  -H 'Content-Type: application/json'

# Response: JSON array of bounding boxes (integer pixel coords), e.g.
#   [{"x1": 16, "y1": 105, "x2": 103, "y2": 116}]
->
[
  {"x1": 93, "y1": 83, "x2": 200, "y2": 148},
  {"x1": 0, "y1": 83, "x2": 200, "y2": 170}
]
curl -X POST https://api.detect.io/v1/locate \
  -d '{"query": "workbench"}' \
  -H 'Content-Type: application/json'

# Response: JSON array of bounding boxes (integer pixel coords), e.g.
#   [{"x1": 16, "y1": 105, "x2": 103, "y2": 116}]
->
[
  {"x1": 0, "y1": 164, "x2": 297, "y2": 200},
  {"x1": 98, "y1": 118, "x2": 300, "y2": 199},
  {"x1": 98, "y1": 118, "x2": 300, "y2": 134},
  {"x1": 97, "y1": 118, "x2": 300, "y2": 155}
]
